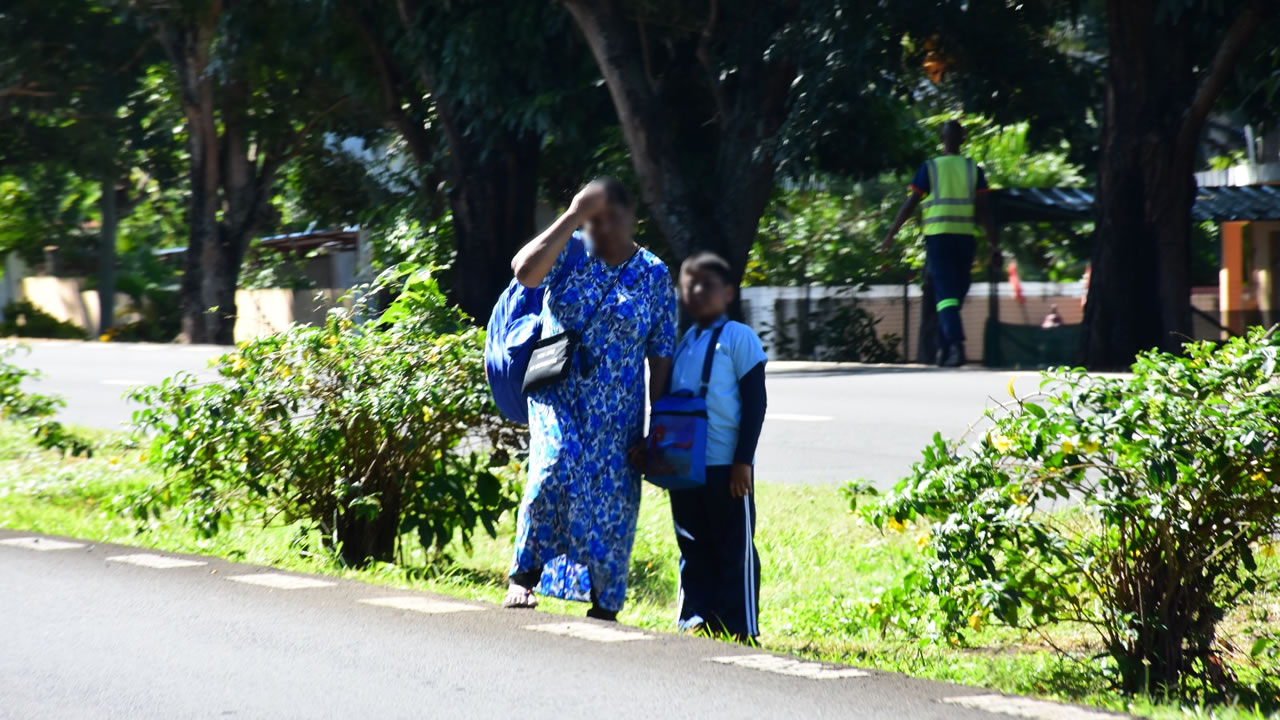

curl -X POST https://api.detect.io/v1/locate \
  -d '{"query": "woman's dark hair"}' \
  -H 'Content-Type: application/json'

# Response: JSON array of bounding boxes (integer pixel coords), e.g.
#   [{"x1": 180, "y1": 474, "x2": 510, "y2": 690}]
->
[
  {"x1": 680, "y1": 251, "x2": 734, "y2": 286},
  {"x1": 592, "y1": 177, "x2": 633, "y2": 209}
]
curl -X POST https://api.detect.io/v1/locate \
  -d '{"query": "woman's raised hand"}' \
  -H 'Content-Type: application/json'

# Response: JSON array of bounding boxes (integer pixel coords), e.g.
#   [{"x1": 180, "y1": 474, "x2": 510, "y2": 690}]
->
[{"x1": 569, "y1": 182, "x2": 607, "y2": 220}]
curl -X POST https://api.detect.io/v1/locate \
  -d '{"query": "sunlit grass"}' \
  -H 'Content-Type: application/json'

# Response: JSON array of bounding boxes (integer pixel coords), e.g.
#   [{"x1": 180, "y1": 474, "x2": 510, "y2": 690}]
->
[{"x1": 1, "y1": 421, "x2": 1277, "y2": 720}]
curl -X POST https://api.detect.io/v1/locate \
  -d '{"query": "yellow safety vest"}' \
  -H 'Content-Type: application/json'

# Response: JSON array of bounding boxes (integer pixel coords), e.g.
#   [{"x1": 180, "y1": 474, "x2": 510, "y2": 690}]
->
[{"x1": 922, "y1": 155, "x2": 978, "y2": 236}]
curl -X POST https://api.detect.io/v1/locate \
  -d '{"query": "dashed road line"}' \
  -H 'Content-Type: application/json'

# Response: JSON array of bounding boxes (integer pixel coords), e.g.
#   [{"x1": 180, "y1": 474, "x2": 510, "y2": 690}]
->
[
  {"x1": 523, "y1": 622, "x2": 652, "y2": 643},
  {"x1": 359, "y1": 596, "x2": 485, "y2": 614},
  {"x1": 0, "y1": 537, "x2": 86, "y2": 552},
  {"x1": 940, "y1": 694, "x2": 1127, "y2": 719},
  {"x1": 707, "y1": 654, "x2": 869, "y2": 679},
  {"x1": 107, "y1": 553, "x2": 207, "y2": 569},
  {"x1": 226, "y1": 573, "x2": 335, "y2": 590}
]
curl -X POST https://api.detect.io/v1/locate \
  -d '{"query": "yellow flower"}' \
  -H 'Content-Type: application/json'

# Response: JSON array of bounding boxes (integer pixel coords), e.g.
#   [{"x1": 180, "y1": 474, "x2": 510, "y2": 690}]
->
[
  {"x1": 1251, "y1": 471, "x2": 1268, "y2": 484},
  {"x1": 324, "y1": 335, "x2": 338, "y2": 347},
  {"x1": 1006, "y1": 377, "x2": 1017, "y2": 399},
  {"x1": 968, "y1": 612, "x2": 984, "y2": 631},
  {"x1": 138, "y1": 453, "x2": 147, "y2": 463},
  {"x1": 108, "y1": 456, "x2": 120, "y2": 465},
  {"x1": 276, "y1": 365, "x2": 293, "y2": 379},
  {"x1": 183, "y1": 430, "x2": 196, "y2": 441},
  {"x1": 1013, "y1": 493, "x2": 1029, "y2": 506},
  {"x1": 886, "y1": 517, "x2": 906, "y2": 533},
  {"x1": 258, "y1": 434, "x2": 270, "y2": 444},
  {"x1": 422, "y1": 407, "x2": 433, "y2": 423},
  {"x1": 1061, "y1": 440, "x2": 1075, "y2": 455},
  {"x1": 98, "y1": 333, "x2": 111, "y2": 342},
  {"x1": 916, "y1": 532, "x2": 931, "y2": 550},
  {"x1": 1259, "y1": 542, "x2": 1278, "y2": 559},
  {"x1": 1082, "y1": 439, "x2": 1101, "y2": 454},
  {"x1": 227, "y1": 354, "x2": 249, "y2": 373},
  {"x1": 992, "y1": 434, "x2": 1012, "y2": 454}
]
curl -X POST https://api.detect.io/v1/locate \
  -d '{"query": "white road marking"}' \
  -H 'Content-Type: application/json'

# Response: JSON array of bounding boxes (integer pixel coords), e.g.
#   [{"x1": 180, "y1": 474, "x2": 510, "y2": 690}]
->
[
  {"x1": 523, "y1": 622, "x2": 652, "y2": 643},
  {"x1": 0, "y1": 537, "x2": 85, "y2": 552},
  {"x1": 226, "y1": 573, "x2": 335, "y2": 590},
  {"x1": 708, "y1": 654, "x2": 868, "y2": 679},
  {"x1": 100, "y1": 379, "x2": 149, "y2": 386},
  {"x1": 766, "y1": 413, "x2": 833, "y2": 422},
  {"x1": 359, "y1": 596, "x2": 484, "y2": 614},
  {"x1": 940, "y1": 694, "x2": 1126, "y2": 719},
  {"x1": 107, "y1": 553, "x2": 207, "y2": 569}
]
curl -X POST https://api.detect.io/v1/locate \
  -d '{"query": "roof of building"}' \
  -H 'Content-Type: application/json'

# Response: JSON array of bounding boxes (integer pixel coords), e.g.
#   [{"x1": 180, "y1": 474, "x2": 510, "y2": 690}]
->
[
  {"x1": 990, "y1": 185, "x2": 1280, "y2": 224},
  {"x1": 258, "y1": 227, "x2": 359, "y2": 252}
]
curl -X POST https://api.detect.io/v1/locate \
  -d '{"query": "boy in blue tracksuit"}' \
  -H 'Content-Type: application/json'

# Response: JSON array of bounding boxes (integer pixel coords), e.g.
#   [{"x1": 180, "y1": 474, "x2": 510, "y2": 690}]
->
[{"x1": 647, "y1": 251, "x2": 768, "y2": 640}]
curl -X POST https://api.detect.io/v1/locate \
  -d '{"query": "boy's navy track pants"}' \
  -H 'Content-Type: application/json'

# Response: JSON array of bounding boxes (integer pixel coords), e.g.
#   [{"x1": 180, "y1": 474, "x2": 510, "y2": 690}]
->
[{"x1": 669, "y1": 465, "x2": 760, "y2": 638}]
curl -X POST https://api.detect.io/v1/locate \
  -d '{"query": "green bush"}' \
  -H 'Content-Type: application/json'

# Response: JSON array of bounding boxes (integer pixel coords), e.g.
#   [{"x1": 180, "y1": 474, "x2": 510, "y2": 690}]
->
[
  {"x1": 865, "y1": 328, "x2": 1280, "y2": 698},
  {"x1": 129, "y1": 265, "x2": 524, "y2": 567},
  {"x1": 0, "y1": 344, "x2": 92, "y2": 457},
  {"x1": 0, "y1": 301, "x2": 87, "y2": 340}
]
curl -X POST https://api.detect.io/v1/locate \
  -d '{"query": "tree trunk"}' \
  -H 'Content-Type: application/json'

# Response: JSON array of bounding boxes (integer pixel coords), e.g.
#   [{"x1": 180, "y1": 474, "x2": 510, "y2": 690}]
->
[
  {"x1": 563, "y1": 0, "x2": 794, "y2": 288},
  {"x1": 97, "y1": 174, "x2": 117, "y2": 336},
  {"x1": 441, "y1": 110, "x2": 540, "y2": 322},
  {"x1": 162, "y1": 14, "x2": 272, "y2": 345},
  {"x1": 1084, "y1": 0, "x2": 1272, "y2": 368},
  {"x1": 334, "y1": 491, "x2": 402, "y2": 567}
]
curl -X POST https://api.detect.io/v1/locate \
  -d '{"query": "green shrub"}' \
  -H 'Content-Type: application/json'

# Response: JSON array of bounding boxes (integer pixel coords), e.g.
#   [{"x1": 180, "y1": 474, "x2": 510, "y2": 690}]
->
[
  {"x1": 0, "y1": 301, "x2": 87, "y2": 340},
  {"x1": 865, "y1": 327, "x2": 1280, "y2": 698},
  {"x1": 0, "y1": 344, "x2": 92, "y2": 457},
  {"x1": 129, "y1": 265, "x2": 524, "y2": 567}
]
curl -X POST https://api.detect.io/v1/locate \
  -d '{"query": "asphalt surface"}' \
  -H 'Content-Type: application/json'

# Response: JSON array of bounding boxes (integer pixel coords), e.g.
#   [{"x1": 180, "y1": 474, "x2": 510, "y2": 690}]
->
[
  {"x1": 0, "y1": 528, "x2": 1107, "y2": 720},
  {"x1": 9, "y1": 341, "x2": 1037, "y2": 489}
]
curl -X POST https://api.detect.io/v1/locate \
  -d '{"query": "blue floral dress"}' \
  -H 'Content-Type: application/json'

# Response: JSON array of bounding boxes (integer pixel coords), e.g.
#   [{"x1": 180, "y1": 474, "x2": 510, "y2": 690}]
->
[{"x1": 510, "y1": 233, "x2": 677, "y2": 611}]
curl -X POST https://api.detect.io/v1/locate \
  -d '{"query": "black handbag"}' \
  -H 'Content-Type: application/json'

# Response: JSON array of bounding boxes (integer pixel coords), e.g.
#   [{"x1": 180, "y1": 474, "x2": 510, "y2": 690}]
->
[{"x1": 521, "y1": 249, "x2": 638, "y2": 395}]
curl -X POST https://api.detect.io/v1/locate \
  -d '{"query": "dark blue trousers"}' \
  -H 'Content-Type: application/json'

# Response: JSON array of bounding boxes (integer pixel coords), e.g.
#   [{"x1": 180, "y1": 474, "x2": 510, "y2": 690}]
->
[
  {"x1": 926, "y1": 234, "x2": 976, "y2": 347},
  {"x1": 669, "y1": 465, "x2": 760, "y2": 638}
]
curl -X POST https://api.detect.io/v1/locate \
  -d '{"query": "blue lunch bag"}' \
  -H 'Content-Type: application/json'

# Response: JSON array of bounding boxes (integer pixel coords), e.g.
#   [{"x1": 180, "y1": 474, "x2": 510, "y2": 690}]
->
[{"x1": 645, "y1": 325, "x2": 725, "y2": 490}]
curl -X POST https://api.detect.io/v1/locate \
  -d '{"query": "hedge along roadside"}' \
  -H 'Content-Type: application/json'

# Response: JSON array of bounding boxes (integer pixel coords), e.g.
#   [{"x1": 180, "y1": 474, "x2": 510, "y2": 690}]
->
[
  {"x1": 864, "y1": 326, "x2": 1280, "y2": 701},
  {"x1": 0, "y1": 343, "x2": 93, "y2": 457},
  {"x1": 128, "y1": 264, "x2": 526, "y2": 567}
]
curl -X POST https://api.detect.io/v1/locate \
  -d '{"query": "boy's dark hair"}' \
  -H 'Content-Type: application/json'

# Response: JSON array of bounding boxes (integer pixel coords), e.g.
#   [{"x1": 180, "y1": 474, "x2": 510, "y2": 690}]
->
[
  {"x1": 680, "y1": 251, "x2": 734, "y2": 286},
  {"x1": 592, "y1": 177, "x2": 633, "y2": 209}
]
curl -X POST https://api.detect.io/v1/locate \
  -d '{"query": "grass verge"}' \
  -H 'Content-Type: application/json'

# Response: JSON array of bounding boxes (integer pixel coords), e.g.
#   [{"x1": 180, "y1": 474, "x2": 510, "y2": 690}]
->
[{"x1": 1, "y1": 422, "x2": 1276, "y2": 720}]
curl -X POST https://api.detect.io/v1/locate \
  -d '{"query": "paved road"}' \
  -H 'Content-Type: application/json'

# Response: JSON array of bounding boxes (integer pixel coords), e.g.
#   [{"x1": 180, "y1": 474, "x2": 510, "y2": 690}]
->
[
  {"x1": 0, "y1": 529, "x2": 1120, "y2": 720},
  {"x1": 11, "y1": 341, "x2": 1035, "y2": 488}
]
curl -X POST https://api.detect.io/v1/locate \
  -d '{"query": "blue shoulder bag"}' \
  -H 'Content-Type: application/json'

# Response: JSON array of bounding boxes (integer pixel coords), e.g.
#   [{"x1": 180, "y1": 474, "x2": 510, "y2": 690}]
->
[
  {"x1": 484, "y1": 234, "x2": 585, "y2": 424},
  {"x1": 644, "y1": 325, "x2": 725, "y2": 490}
]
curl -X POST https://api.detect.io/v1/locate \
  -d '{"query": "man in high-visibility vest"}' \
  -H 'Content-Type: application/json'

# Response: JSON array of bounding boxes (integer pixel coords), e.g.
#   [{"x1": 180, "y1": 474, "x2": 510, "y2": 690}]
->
[{"x1": 881, "y1": 120, "x2": 998, "y2": 367}]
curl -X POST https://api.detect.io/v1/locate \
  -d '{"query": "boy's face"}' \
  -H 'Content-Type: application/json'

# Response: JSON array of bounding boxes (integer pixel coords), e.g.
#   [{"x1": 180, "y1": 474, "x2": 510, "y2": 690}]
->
[{"x1": 680, "y1": 267, "x2": 734, "y2": 322}]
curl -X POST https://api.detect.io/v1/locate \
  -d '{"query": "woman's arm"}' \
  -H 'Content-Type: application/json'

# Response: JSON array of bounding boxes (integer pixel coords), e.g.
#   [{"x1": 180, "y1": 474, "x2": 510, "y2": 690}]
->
[
  {"x1": 647, "y1": 356, "x2": 672, "y2": 403},
  {"x1": 512, "y1": 184, "x2": 604, "y2": 288}
]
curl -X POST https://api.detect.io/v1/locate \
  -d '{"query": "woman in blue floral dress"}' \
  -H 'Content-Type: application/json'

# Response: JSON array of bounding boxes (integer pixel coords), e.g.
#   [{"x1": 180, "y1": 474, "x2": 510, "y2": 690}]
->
[{"x1": 506, "y1": 179, "x2": 677, "y2": 619}]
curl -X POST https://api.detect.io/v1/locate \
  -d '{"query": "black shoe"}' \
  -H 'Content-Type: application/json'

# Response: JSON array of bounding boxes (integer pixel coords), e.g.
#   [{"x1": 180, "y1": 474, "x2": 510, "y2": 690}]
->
[
  {"x1": 941, "y1": 344, "x2": 965, "y2": 368},
  {"x1": 586, "y1": 606, "x2": 618, "y2": 622}
]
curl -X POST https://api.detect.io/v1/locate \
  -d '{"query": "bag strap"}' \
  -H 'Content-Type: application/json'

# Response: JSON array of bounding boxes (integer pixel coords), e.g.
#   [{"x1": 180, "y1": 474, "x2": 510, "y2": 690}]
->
[
  {"x1": 575, "y1": 246, "x2": 640, "y2": 337},
  {"x1": 698, "y1": 325, "x2": 726, "y2": 398}
]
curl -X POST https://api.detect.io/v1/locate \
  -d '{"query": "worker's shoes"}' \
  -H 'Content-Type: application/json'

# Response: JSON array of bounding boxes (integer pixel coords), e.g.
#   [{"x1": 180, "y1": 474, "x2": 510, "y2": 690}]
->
[{"x1": 941, "y1": 344, "x2": 966, "y2": 368}]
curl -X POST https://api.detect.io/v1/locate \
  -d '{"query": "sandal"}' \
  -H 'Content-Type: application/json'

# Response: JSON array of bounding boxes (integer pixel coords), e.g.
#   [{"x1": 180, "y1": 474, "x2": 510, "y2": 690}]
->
[{"x1": 503, "y1": 583, "x2": 539, "y2": 609}]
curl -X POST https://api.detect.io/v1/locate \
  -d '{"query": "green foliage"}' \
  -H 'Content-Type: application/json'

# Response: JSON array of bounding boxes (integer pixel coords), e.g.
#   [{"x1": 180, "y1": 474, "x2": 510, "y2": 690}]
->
[
  {"x1": 750, "y1": 187, "x2": 917, "y2": 287},
  {"x1": 0, "y1": 344, "x2": 92, "y2": 457},
  {"x1": 864, "y1": 328, "x2": 1280, "y2": 700},
  {"x1": 128, "y1": 265, "x2": 525, "y2": 567},
  {"x1": 0, "y1": 302, "x2": 87, "y2": 340}
]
